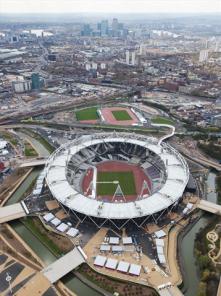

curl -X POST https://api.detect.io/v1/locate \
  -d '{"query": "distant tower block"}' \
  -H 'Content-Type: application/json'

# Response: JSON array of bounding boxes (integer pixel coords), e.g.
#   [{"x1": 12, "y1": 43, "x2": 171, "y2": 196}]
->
[
  {"x1": 199, "y1": 50, "x2": 209, "y2": 62},
  {"x1": 131, "y1": 51, "x2": 136, "y2": 66},
  {"x1": 215, "y1": 41, "x2": 220, "y2": 52},
  {"x1": 126, "y1": 50, "x2": 136, "y2": 65},
  {"x1": 139, "y1": 44, "x2": 146, "y2": 55},
  {"x1": 126, "y1": 50, "x2": 130, "y2": 65}
]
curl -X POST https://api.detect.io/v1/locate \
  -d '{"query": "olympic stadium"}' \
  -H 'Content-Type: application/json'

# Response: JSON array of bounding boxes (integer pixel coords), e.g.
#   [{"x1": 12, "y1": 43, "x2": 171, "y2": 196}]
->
[{"x1": 45, "y1": 132, "x2": 189, "y2": 229}]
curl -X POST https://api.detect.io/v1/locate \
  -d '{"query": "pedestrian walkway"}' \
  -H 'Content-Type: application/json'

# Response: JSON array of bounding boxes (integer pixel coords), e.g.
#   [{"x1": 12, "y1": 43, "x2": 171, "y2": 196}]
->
[
  {"x1": 42, "y1": 246, "x2": 87, "y2": 283},
  {"x1": 0, "y1": 203, "x2": 26, "y2": 223}
]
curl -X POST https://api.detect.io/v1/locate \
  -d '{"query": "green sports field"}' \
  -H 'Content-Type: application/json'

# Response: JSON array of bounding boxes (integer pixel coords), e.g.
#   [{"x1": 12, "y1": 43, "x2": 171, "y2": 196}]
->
[
  {"x1": 112, "y1": 110, "x2": 132, "y2": 121},
  {"x1": 75, "y1": 107, "x2": 99, "y2": 121},
  {"x1": 151, "y1": 116, "x2": 174, "y2": 125},
  {"x1": 96, "y1": 171, "x2": 136, "y2": 196}
]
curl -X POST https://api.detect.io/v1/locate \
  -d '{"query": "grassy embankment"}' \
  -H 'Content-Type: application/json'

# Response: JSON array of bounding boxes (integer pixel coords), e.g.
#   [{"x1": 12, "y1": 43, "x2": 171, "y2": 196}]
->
[
  {"x1": 151, "y1": 116, "x2": 174, "y2": 125},
  {"x1": 21, "y1": 217, "x2": 62, "y2": 256},
  {"x1": 24, "y1": 141, "x2": 38, "y2": 157},
  {"x1": 0, "y1": 130, "x2": 19, "y2": 146},
  {"x1": 18, "y1": 128, "x2": 55, "y2": 154}
]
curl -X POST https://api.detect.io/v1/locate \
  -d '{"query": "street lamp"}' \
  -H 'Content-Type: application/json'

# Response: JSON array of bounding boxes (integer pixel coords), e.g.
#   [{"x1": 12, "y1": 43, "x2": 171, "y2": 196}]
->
[{"x1": 6, "y1": 272, "x2": 12, "y2": 295}]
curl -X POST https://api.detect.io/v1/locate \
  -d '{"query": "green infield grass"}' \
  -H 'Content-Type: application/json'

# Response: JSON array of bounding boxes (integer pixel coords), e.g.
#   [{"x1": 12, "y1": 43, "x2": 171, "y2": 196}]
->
[
  {"x1": 111, "y1": 110, "x2": 132, "y2": 121},
  {"x1": 96, "y1": 171, "x2": 136, "y2": 196},
  {"x1": 75, "y1": 107, "x2": 99, "y2": 121}
]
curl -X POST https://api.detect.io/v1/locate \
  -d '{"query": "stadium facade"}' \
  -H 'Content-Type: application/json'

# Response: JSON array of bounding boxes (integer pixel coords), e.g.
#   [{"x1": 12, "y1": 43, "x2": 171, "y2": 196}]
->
[{"x1": 45, "y1": 132, "x2": 189, "y2": 229}]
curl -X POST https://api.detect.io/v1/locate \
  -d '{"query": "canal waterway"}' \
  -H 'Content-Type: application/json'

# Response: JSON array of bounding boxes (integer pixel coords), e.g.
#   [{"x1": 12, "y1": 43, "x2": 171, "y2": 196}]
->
[{"x1": 181, "y1": 171, "x2": 218, "y2": 296}]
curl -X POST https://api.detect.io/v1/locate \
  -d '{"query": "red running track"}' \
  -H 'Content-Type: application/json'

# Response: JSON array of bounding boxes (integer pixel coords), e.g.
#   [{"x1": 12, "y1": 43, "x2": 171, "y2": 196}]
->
[
  {"x1": 100, "y1": 107, "x2": 139, "y2": 126},
  {"x1": 82, "y1": 161, "x2": 152, "y2": 203}
]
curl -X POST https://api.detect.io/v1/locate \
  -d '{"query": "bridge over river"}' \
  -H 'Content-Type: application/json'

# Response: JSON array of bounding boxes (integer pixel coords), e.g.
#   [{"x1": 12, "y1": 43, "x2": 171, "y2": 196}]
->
[
  {"x1": 0, "y1": 202, "x2": 27, "y2": 223},
  {"x1": 42, "y1": 246, "x2": 87, "y2": 283},
  {"x1": 197, "y1": 200, "x2": 221, "y2": 215}
]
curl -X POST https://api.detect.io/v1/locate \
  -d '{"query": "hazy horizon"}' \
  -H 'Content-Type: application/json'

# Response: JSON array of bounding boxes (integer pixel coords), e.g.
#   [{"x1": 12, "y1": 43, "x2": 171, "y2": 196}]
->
[{"x1": 1, "y1": 0, "x2": 221, "y2": 14}]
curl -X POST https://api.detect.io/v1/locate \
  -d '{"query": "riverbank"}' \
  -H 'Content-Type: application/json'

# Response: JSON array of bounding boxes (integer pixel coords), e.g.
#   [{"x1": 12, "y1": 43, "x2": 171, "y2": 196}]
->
[
  {"x1": 194, "y1": 215, "x2": 221, "y2": 296},
  {"x1": 0, "y1": 168, "x2": 33, "y2": 206},
  {"x1": 17, "y1": 128, "x2": 55, "y2": 154},
  {"x1": 216, "y1": 174, "x2": 221, "y2": 204},
  {"x1": 177, "y1": 212, "x2": 202, "y2": 295},
  {"x1": 77, "y1": 264, "x2": 158, "y2": 296}
]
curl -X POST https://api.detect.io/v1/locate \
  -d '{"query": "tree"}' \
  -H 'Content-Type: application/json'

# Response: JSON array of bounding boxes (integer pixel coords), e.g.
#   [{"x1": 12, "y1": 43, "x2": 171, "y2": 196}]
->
[{"x1": 197, "y1": 281, "x2": 207, "y2": 296}]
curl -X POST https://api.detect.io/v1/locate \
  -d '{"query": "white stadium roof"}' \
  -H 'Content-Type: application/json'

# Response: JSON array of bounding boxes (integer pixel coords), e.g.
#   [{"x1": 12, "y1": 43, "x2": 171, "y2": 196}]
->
[{"x1": 45, "y1": 133, "x2": 189, "y2": 220}]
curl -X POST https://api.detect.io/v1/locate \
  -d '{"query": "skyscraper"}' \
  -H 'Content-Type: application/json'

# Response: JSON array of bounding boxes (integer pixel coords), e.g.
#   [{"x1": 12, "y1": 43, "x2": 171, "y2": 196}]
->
[
  {"x1": 31, "y1": 73, "x2": 44, "y2": 90},
  {"x1": 81, "y1": 24, "x2": 92, "y2": 36},
  {"x1": 100, "y1": 20, "x2": 109, "y2": 36},
  {"x1": 112, "y1": 18, "x2": 119, "y2": 37},
  {"x1": 112, "y1": 18, "x2": 119, "y2": 31}
]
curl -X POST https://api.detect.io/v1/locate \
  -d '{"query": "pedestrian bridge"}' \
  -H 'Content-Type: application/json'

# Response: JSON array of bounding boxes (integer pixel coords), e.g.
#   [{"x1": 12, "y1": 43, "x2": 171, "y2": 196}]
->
[
  {"x1": 151, "y1": 123, "x2": 175, "y2": 145},
  {"x1": 0, "y1": 202, "x2": 27, "y2": 223},
  {"x1": 42, "y1": 246, "x2": 87, "y2": 283},
  {"x1": 19, "y1": 159, "x2": 47, "y2": 168},
  {"x1": 198, "y1": 200, "x2": 221, "y2": 215}
]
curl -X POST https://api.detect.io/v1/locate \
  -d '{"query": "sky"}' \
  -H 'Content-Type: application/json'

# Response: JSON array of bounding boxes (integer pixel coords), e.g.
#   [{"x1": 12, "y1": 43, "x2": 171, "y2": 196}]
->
[{"x1": 0, "y1": 0, "x2": 221, "y2": 14}]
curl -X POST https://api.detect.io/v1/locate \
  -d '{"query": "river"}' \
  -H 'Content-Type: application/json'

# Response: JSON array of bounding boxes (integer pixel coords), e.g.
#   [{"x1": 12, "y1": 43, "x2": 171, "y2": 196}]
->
[{"x1": 180, "y1": 171, "x2": 218, "y2": 296}]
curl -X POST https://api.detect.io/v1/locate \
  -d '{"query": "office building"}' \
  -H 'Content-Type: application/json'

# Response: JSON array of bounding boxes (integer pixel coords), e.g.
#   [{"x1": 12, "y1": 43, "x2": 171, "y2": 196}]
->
[
  {"x1": 31, "y1": 73, "x2": 44, "y2": 90},
  {"x1": 126, "y1": 50, "x2": 130, "y2": 65},
  {"x1": 199, "y1": 50, "x2": 209, "y2": 62},
  {"x1": 81, "y1": 24, "x2": 92, "y2": 36},
  {"x1": 12, "y1": 80, "x2": 32, "y2": 93},
  {"x1": 100, "y1": 20, "x2": 109, "y2": 36},
  {"x1": 126, "y1": 51, "x2": 136, "y2": 65},
  {"x1": 131, "y1": 51, "x2": 136, "y2": 66}
]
